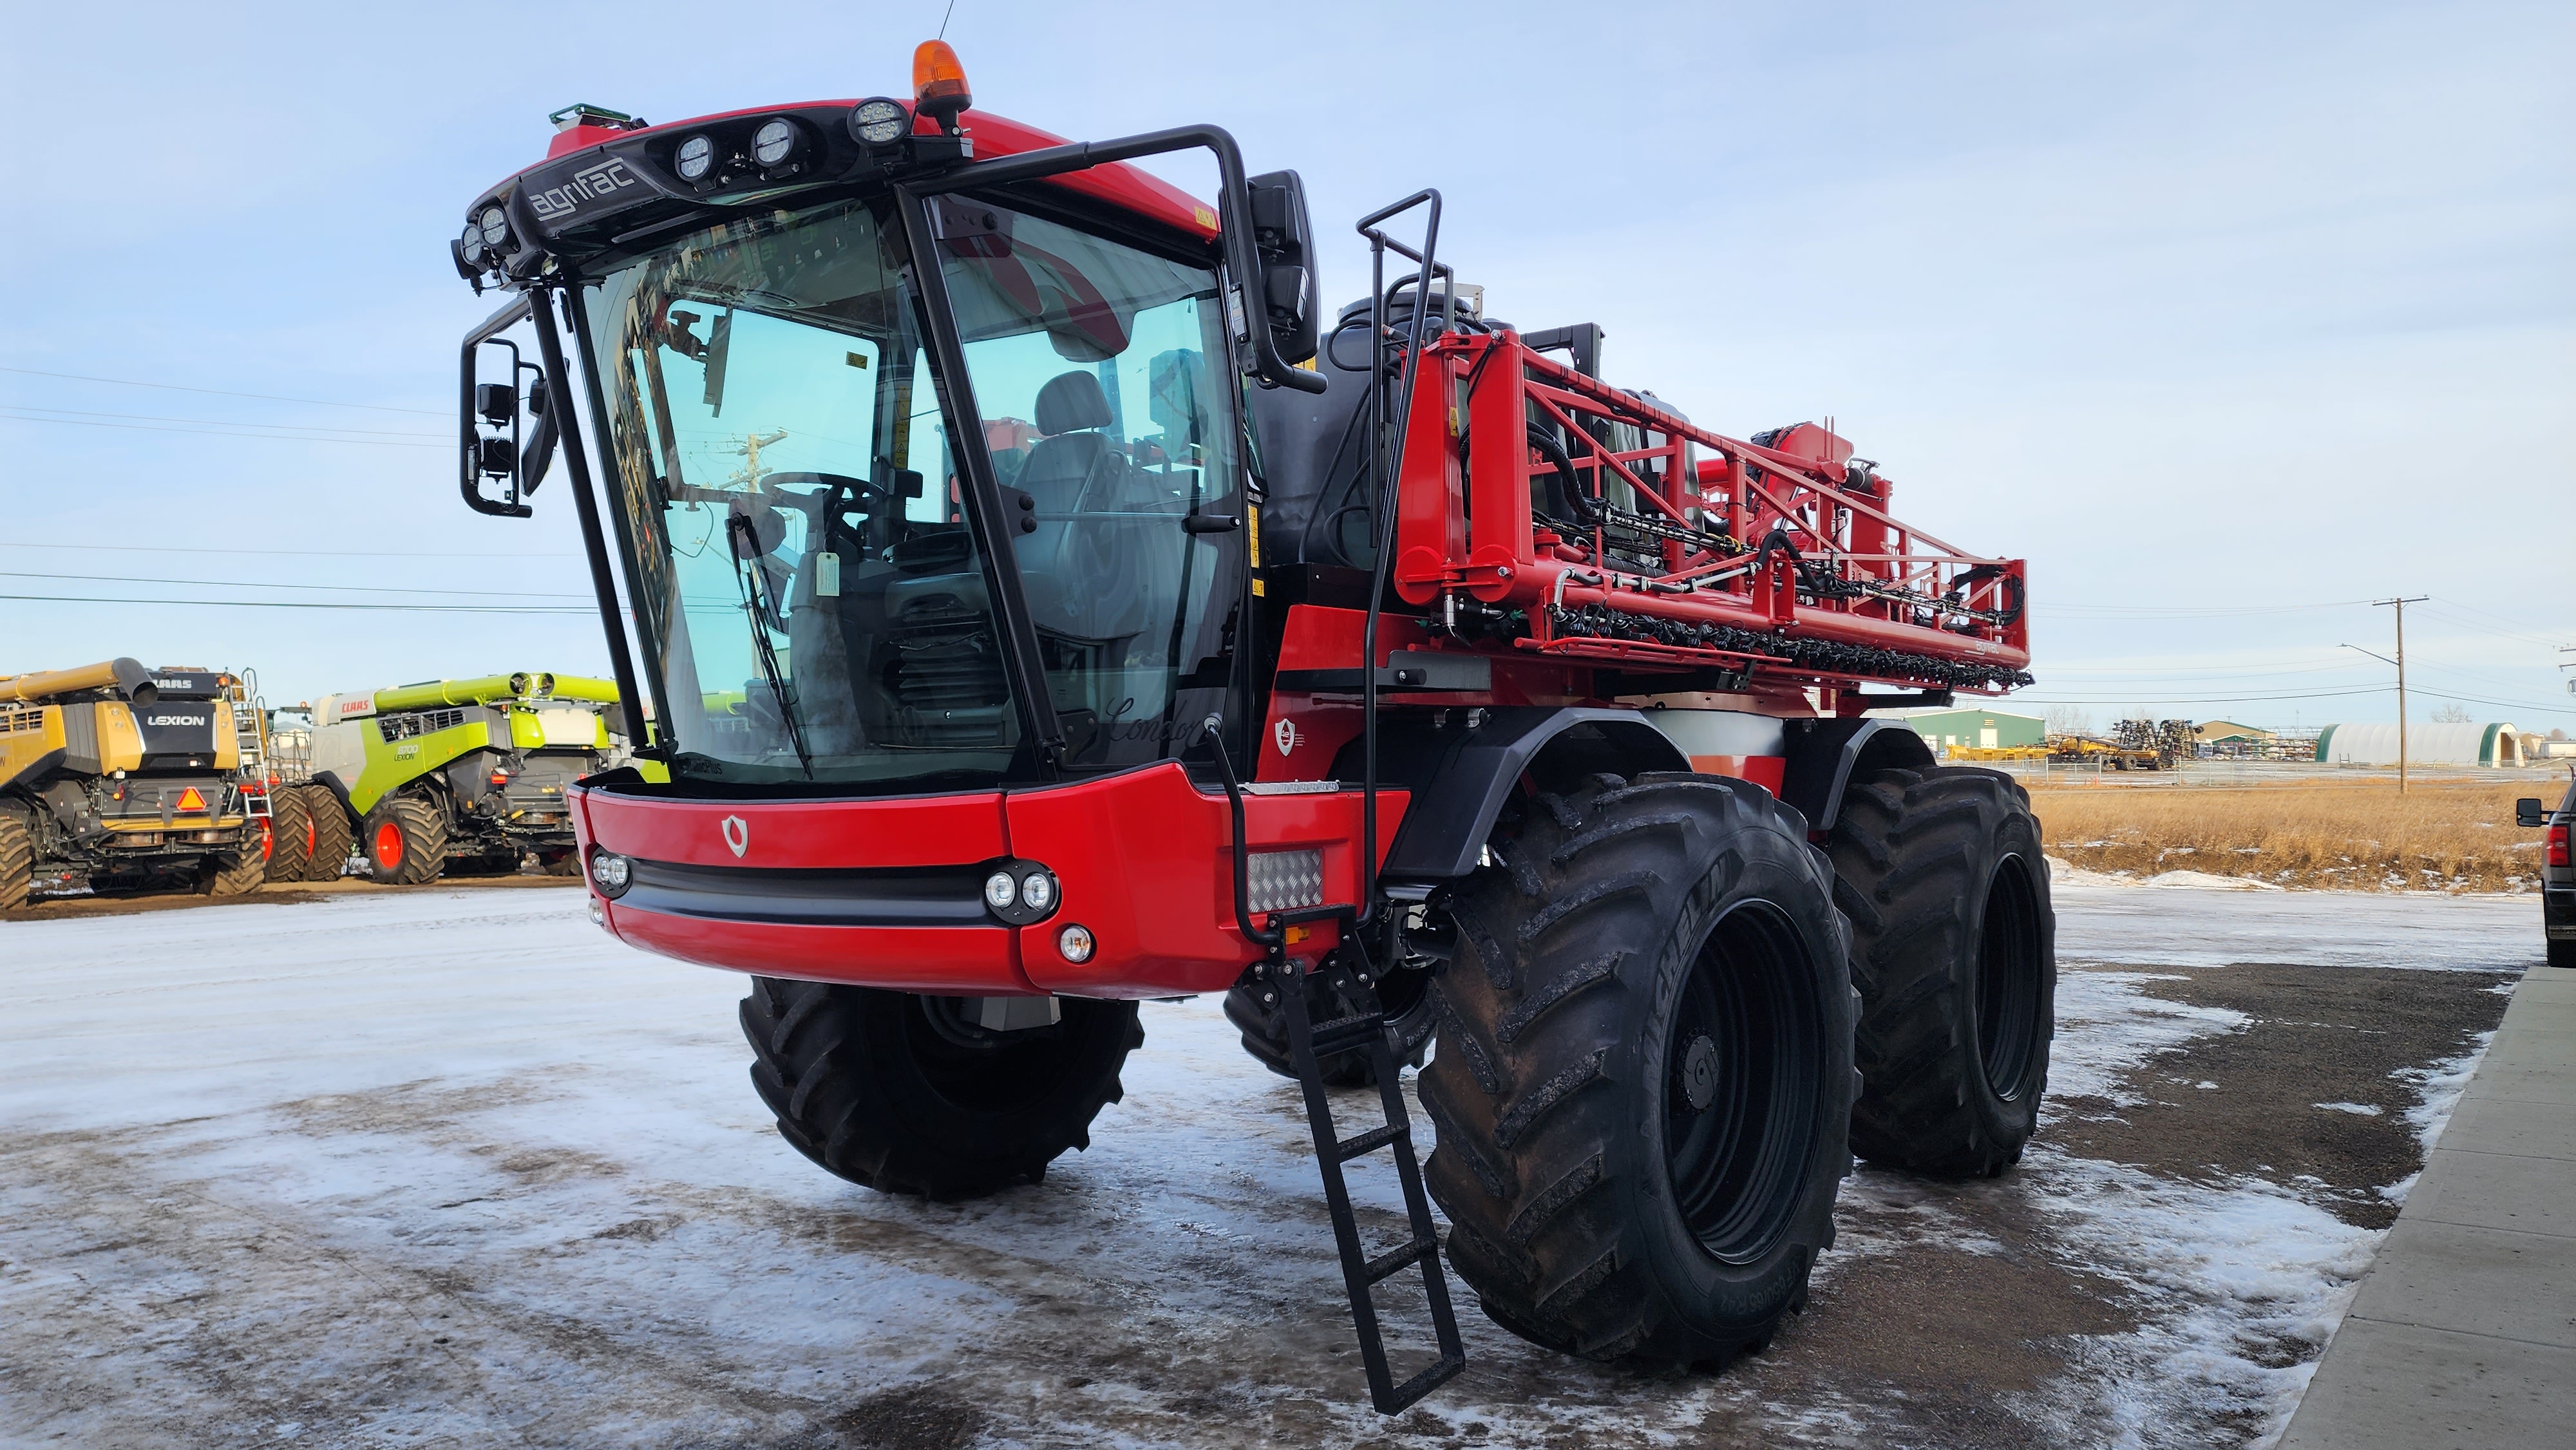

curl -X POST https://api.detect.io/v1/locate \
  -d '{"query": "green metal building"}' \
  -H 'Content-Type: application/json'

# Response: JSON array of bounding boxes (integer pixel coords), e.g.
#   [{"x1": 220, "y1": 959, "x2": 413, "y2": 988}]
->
[{"x1": 1878, "y1": 707, "x2": 2047, "y2": 750}]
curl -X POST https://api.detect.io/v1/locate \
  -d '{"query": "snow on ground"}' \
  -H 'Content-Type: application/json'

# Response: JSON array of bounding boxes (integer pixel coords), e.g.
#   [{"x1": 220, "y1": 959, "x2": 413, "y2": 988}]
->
[
  {"x1": 2050, "y1": 872, "x2": 2539, "y2": 972},
  {"x1": 0, "y1": 880, "x2": 2529, "y2": 1447}
]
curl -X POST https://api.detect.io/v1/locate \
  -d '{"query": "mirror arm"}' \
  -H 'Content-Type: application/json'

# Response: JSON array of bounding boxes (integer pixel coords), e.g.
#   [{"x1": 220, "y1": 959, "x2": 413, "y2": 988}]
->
[
  {"x1": 526, "y1": 285, "x2": 656, "y2": 760},
  {"x1": 459, "y1": 294, "x2": 535, "y2": 518},
  {"x1": 913, "y1": 125, "x2": 1327, "y2": 396}
]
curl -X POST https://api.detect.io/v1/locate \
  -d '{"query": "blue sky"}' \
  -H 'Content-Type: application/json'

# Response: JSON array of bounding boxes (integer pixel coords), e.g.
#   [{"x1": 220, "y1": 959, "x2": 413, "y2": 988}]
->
[{"x1": 3, "y1": 1, "x2": 2568, "y2": 731}]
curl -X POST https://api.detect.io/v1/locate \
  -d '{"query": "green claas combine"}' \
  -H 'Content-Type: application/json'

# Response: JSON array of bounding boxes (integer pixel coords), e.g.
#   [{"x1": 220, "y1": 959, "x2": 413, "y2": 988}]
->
[
  {"x1": 307, "y1": 673, "x2": 623, "y2": 884},
  {"x1": 0, "y1": 659, "x2": 269, "y2": 908}
]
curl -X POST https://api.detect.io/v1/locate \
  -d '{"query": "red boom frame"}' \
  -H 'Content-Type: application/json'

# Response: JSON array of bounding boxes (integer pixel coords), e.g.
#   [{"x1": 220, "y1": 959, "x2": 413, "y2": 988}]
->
[{"x1": 1385, "y1": 330, "x2": 2029, "y2": 696}]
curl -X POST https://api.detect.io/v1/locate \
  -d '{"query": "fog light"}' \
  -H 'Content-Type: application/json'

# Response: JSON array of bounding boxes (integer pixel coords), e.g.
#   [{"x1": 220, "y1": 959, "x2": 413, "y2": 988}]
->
[
  {"x1": 1057, "y1": 924, "x2": 1094, "y2": 964},
  {"x1": 675, "y1": 134, "x2": 714, "y2": 180},
  {"x1": 1020, "y1": 871, "x2": 1054, "y2": 912},
  {"x1": 983, "y1": 870, "x2": 1017, "y2": 909},
  {"x1": 587, "y1": 896, "x2": 605, "y2": 927},
  {"x1": 589, "y1": 849, "x2": 632, "y2": 898},
  {"x1": 752, "y1": 118, "x2": 797, "y2": 166}
]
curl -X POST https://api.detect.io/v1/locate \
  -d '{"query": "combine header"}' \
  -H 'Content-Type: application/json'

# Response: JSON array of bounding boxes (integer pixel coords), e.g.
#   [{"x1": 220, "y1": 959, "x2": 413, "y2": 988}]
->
[{"x1": 442, "y1": 44, "x2": 2052, "y2": 1413}]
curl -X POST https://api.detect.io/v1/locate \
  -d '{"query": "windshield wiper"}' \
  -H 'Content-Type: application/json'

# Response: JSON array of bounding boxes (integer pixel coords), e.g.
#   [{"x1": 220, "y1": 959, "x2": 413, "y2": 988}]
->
[{"x1": 726, "y1": 511, "x2": 813, "y2": 779}]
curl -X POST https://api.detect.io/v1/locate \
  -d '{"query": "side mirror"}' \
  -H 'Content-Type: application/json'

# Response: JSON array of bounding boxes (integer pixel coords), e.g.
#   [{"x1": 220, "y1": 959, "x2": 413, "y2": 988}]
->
[
  {"x1": 2517, "y1": 797, "x2": 2547, "y2": 827},
  {"x1": 459, "y1": 295, "x2": 538, "y2": 518},
  {"x1": 1246, "y1": 170, "x2": 1319, "y2": 367}
]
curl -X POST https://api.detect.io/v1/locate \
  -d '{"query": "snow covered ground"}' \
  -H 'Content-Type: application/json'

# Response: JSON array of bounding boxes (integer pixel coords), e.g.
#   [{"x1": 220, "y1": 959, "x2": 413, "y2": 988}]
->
[{"x1": 0, "y1": 882, "x2": 2539, "y2": 1448}]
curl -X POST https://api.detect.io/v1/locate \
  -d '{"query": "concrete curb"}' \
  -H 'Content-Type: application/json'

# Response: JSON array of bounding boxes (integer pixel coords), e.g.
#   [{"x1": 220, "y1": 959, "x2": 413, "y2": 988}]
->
[{"x1": 2278, "y1": 965, "x2": 2576, "y2": 1447}]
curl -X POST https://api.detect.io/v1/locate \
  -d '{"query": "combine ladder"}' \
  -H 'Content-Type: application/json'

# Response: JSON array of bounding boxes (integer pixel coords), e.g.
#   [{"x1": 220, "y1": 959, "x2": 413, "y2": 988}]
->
[
  {"x1": 1260, "y1": 944, "x2": 1466, "y2": 1413},
  {"x1": 225, "y1": 673, "x2": 271, "y2": 829}
]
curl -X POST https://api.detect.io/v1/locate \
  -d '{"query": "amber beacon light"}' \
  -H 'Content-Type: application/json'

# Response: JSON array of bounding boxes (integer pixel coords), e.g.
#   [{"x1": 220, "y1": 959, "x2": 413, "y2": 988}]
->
[{"x1": 913, "y1": 41, "x2": 972, "y2": 127}]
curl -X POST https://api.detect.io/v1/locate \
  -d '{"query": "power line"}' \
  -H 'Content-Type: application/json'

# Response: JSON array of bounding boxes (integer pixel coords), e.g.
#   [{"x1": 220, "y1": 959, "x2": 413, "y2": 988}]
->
[
  {"x1": 0, "y1": 364, "x2": 446, "y2": 417},
  {"x1": 0, "y1": 414, "x2": 444, "y2": 449},
  {"x1": 5, "y1": 404, "x2": 444, "y2": 440},
  {"x1": 0, "y1": 541, "x2": 580, "y2": 560},
  {"x1": 0, "y1": 593, "x2": 596, "y2": 615},
  {"x1": 0, "y1": 570, "x2": 598, "y2": 601}
]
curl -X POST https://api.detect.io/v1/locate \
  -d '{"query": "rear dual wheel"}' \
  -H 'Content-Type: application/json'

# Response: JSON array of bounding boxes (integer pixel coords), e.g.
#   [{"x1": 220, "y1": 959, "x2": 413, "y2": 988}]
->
[
  {"x1": 1826, "y1": 766, "x2": 2056, "y2": 1177},
  {"x1": 263, "y1": 787, "x2": 314, "y2": 884},
  {"x1": 1423, "y1": 771, "x2": 1856, "y2": 1367},
  {"x1": 302, "y1": 784, "x2": 350, "y2": 881}
]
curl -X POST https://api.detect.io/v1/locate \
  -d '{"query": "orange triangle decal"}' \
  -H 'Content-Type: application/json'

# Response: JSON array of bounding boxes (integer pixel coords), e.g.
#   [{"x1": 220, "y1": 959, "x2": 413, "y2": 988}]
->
[{"x1": 176, "y1": 787, "x2": 207, "y2": 813}]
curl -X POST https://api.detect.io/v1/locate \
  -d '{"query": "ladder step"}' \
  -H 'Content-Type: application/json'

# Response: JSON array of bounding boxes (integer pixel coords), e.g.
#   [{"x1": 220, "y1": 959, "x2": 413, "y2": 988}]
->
[
  {"x1": 1387, "y1": 1355, "x2": 1467, "y2": 1411},
  {"x1": 1363, "y1": 1236, "x2": 1438, "y2": 1286},
  {"x1": 1334, "y1": 1124, "x2": 1407, "y2": 1163},
  {"x1": 1309, "y1": 1012, "x2": 1385, "y2": 1058}
]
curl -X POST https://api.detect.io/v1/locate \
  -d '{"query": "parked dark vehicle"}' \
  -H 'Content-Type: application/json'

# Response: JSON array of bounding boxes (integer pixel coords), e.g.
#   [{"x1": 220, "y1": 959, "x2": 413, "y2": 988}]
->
[{"x1": 2516, "y1": 778, "x2": 2575, "y2": 968}]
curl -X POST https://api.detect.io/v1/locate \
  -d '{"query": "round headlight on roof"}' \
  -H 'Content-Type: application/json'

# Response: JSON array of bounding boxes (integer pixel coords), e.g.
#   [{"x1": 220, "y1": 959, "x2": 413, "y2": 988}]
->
[
  {"x1": 849, "y1": 97, "x2": 911, "y2": 148},
  {"x1": 752, "y1": 118, "x2": 798, "y2": 167},
  {"x1": 477, "y1": 205, "x2": 509, "y2": 248},
  {"x1": 674, "y1": 134, "x2": 714, "y2": 181}
]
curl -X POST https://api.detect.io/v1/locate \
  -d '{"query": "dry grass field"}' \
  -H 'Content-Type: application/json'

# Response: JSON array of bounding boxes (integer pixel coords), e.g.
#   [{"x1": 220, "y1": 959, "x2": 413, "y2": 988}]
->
[{"x1": 2029, "y1": 777, "x2": 2557, "y2": 892}]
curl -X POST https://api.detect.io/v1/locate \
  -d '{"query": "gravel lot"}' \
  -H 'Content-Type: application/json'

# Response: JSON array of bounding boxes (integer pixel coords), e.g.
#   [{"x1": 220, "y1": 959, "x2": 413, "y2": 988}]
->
[{"x1": 0, "y1": 878, "x2": 2540, "y2": 1449}]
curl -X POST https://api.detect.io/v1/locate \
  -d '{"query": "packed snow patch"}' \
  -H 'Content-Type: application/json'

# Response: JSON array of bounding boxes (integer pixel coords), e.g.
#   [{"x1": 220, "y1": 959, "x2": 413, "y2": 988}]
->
[
  {"x1": 2049, "y1": 971, "x2": 2248, "y2": 1106},
  {"x1": 2311, "y1": 1102, "x2": 2382, "y2": 1117}
]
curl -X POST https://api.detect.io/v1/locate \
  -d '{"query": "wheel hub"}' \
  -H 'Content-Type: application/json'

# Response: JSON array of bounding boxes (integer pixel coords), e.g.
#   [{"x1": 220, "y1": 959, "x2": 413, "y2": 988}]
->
[{"x1": 1681, "y1": 1033, "x2": 1719, "y2": 1111}]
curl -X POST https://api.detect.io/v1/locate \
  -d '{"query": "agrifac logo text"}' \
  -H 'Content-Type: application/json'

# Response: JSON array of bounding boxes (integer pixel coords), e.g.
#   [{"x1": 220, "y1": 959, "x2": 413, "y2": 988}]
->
[{"x1": 528, "y1": 158, "x2": 638, "y2": 224}]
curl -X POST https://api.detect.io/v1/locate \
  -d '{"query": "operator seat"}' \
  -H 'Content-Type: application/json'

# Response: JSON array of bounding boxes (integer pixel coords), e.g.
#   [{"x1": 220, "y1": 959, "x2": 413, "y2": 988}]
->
[{"x1": 1013, "y1": 371, "x2": 1155, "y2": 654}]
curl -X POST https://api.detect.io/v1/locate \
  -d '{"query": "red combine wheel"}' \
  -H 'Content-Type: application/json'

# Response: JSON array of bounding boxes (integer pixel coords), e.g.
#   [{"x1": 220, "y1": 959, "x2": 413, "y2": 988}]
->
[
  {"x1": 301, "y1": 784, "x2": 350, "y2": 881},
  {"x1": 361, "y1": 793, "x2": 448, "y2": 886},
  {"x1": 263, "y1": 785, "x2": 314, "y2": 884}
]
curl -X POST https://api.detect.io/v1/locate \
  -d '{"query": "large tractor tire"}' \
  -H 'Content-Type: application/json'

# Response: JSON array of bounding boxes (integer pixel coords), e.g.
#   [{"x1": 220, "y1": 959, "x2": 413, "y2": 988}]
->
[
  {"x1": 1423, "y1": 771, "x2": 1856, "y2": 1368},
  {"x1": 1224, "y1": 965, "x2": 1435, "y2": 1086},
  {"x1": 302, "y1": 784, "x2": 350, "y2": 881},
  {"x1": 362, "y1": 793, "x2": 448, "y2": 886},
  {"x1": 263, "y1": 787, "x2": 314, "y2": 884},
  {"x1": 740, "y1": 981, "x2": 1142, "y2": 1200},
  {"x1": 0, "y1": 810, "x2": 32, "y2": 911},
  {"x1": 1825, "y1": 766, "x2": 2056, "y2": 1178},
  {"x1": 203, "y1": 845, "x2": 268, "y2": 897}
]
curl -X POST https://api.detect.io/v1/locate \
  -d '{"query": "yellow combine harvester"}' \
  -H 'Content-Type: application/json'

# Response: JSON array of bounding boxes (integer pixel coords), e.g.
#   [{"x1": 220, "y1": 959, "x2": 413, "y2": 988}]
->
[{"x1": 0, "y1": 659, "x2": 269, "y2": 909}]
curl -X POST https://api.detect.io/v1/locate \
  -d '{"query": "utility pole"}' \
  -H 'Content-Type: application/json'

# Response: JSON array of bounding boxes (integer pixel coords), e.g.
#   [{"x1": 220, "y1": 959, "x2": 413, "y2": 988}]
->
[{"x1": 2376, "y1": 596, "x2": 2428, "y2": 795}]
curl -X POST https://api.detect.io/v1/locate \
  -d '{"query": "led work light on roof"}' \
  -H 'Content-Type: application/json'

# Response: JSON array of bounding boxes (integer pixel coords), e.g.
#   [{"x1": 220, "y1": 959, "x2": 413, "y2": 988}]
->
[
  {"x1": 477, "y1": 206, "x2": 509, "y2": 248},
  {"x1": 752, "y1": 118, "x2": 798, "y2": 167},
  {"x1": 674, "y1": 134, "x2": 714, "y2": 181},
  {"x1": 849, "y1": 97, "x2": 911, "y2": 149}
]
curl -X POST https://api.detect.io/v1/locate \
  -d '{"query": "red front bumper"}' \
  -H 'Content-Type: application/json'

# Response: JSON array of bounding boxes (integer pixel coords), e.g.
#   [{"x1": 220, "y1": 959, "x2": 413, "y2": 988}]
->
[{"x1": 571, "y1": 763, "x2": 1404, "y2": 999}]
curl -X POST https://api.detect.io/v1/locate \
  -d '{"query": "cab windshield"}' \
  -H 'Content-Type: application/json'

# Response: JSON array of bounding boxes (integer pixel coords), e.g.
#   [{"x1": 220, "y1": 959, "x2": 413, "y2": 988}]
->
[{"x1": 580, "y1": 193, "x2": 1243, "y2": 790}]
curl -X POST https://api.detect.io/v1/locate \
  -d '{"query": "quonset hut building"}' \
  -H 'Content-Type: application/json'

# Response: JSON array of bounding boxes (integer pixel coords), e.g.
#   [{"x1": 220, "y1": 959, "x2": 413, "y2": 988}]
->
[{"x1": 2313, "y1": 721, "x2": 2533, "y2": 767}]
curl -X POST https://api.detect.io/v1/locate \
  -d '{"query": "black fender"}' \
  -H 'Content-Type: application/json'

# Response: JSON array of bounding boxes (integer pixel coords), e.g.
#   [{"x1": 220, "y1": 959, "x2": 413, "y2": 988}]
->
[
  {"x1": 1777, "y1": 717, "x2": 1936, "y2": 834},
  {"x1": 1358, "y1": 707, "x2": 1690, "y2": 881}
]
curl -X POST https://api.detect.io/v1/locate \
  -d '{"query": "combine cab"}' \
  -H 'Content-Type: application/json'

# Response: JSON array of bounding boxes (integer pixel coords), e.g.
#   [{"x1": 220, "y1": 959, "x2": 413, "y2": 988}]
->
[
  {"x1": 444, "y1": 46, "x2": 2053, "y2": 1413},
  {"x1": 308, "y1": 673, "x2": 622, "y2": 883},
  {"x1": 0, "y1": 659, "x2": 270, "y2": 906}
]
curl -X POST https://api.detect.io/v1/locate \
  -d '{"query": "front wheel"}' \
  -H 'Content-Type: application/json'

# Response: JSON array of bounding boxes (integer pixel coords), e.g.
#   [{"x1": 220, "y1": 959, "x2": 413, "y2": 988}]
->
[
  {"x1": 739, "y1": 982, "x2": 1143, "y2": 1200},
  {"x1": 362, "y1": 793, "x2": 448, "y2": 886},
  {"x1": 1423, "y1": 771, "x2": 1855, "y2": 1368},
  {"x1": 0, "y1": 810, "x2": 32, "y2": 911}
]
